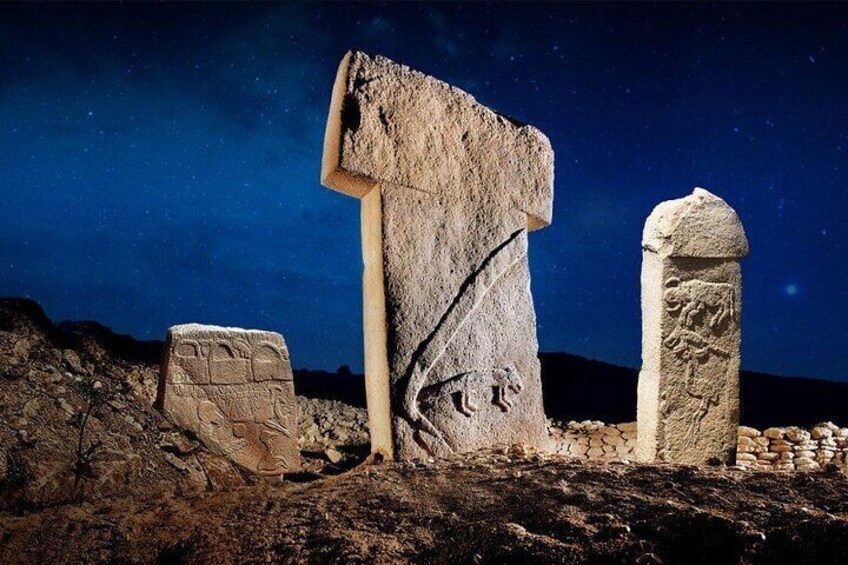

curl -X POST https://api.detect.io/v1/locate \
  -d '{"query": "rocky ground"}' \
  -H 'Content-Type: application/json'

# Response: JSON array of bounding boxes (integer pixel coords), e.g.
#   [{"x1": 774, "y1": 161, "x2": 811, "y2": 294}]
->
[
  {"x1": 1, "y1": 298, "x2": 848, "y2": 564},
  {"x1": 0, "y1": 299, "x2": 369, "y2": 511}
]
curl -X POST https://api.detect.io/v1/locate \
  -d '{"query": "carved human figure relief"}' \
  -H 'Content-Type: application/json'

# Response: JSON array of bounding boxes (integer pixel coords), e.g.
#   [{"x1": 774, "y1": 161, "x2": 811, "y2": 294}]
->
[
  {"x1": 637, "y1": 188, "x2": 749, "y2": 465},
  {"x1": 156, "y1": 324, "x2": 299, "y2": 475},
  {"x1": 321, "y1": 51, "x2": 552, "y2": 459}
]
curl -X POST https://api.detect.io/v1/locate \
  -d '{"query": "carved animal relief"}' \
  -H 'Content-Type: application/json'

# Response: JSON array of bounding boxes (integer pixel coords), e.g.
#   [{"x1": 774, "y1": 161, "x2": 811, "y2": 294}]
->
[
  {"x1": 637, "y1": 188, "x2": 748, "y2": 465},
  {"x1": 662, "y1": 276, "x2": 738, "y2": 444},
  {"x1": 398, "y1": 229, "x2": 531, "y2": 454},
  {"x1": 321, "y1": 51, "x2": 553, "y2": 460},
  {"x1": 157, "y1": 324, "x2": 299, "y2": 475}
]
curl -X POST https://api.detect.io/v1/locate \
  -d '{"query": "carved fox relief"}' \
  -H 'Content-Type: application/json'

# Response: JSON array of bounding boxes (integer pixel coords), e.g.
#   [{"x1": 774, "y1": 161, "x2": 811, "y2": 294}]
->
[
  {"x1": 434, "y1": 366, "x2": 524, "y2": 418},
  {"x1": 399, "y1": 229, "x2": 530, "y2": 454}
]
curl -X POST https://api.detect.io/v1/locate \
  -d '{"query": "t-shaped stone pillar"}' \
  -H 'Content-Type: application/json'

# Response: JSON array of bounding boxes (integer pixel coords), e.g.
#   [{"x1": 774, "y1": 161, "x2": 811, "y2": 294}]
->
[
  {"x1": 321, "y1": 51, "x2": 554, "y2": 460},
  {"x1": 637, "y1": 188, "x2": 749, "y2": 465}
]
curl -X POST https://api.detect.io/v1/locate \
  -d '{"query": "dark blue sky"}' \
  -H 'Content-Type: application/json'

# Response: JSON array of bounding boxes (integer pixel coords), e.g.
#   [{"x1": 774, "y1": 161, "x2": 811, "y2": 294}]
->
[{"x1": 1, "y1": 3, "x2": 846, "y2": 380}]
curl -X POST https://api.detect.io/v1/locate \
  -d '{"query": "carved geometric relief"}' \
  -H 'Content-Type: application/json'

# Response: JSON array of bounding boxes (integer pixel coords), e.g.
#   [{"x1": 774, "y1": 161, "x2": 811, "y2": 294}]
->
[
  {"x1": 252, "y1": 341, "x2": 290, "y2": 382},
  {"x1": 157, "y1": 324, "x2": 299, "y2": 475}
]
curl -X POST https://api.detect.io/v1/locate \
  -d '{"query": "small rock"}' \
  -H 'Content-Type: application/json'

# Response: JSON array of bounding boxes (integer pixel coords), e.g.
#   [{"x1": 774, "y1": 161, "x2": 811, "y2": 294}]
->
[
  {"x1": 763, "y1": 427, "x2": 786, "y2": 440},
  {"x1": 164, "y1": 453, "x2": 189, "y2": 473},
  {"x1": 108, "y1": 400, "x2": 126, "y2": 411},
  {"x1": 753, "y1": 436, "x2": 770, "y2": 447},
  {"x1": 62, "y1": 350, "x2": 84, "y2": 373},
  {"x1": 738, "y1": 426, "x2": 761, "y2": 438},
  {"x1": 158, "y1": 433, "x2": 198, "y2": 455},
  {"x1": 325, "y1": 448, "x2": 343, "y2": 464},
  {"x1": 817, "y1": 421, "x2": 839, "y2": 432},
  {"x1": 587, "y1": 446, "x2": 604, "y2": 458},
  {"x1": 811, "y1": 426, "x2": 833, "y2": 440},
  {"x1": 22, "y1": 398, "x2": 41, "y2": 418},
  {"x1": 738, "y1": 436, "x2": 755, "y2": 448},
  {"x1": 157, "y1": 419, "x2": 175, "y2": 431},
  {"x1": 13, "y1": 338, "x2": 31, "y2": 359},
  {"x1": 786, "y1": 428, "x2": 811, "y2": 442},
  {"x1": 57, "y1": 397, "x2": 76, "y2": 416},
  {"x1": 602, "y1": 434, "x2": 625, "y2": 447}
]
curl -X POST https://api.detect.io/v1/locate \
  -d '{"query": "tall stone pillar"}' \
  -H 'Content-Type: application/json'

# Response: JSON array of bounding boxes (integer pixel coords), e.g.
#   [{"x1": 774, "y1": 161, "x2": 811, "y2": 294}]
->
[
  {"x1": 320, "y1": 51, "x2": 554, "y2": 460},
  {"x1": 637, "y1": 188, "x2": 749, "y2": 464}
]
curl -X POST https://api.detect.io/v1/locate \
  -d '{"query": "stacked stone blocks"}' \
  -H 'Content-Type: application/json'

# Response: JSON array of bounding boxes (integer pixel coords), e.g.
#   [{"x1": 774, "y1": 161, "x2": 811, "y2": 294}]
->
[{"x1": 553, "y1": 421, "x2": 848, "y2": 471}]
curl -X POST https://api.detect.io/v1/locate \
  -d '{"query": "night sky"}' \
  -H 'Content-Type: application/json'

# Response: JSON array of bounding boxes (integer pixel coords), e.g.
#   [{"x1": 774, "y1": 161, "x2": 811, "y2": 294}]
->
[{"x1": 1, "y1": 3, "x2": 846, "y2": 380}]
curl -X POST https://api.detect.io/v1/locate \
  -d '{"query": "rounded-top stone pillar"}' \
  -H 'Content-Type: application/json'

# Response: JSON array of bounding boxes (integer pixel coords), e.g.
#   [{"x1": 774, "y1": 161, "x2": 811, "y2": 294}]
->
[{"x1": 637, "y1": 188, "x2": 749, "y2": 465}]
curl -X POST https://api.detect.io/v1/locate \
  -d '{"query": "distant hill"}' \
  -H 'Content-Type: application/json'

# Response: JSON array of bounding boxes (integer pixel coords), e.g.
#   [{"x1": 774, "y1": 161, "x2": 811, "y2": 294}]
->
[
  {"x1": 296, "y1": 352, "x2": 848, "y2": 429},
  {"x1": 2, "y1": 297, "x2": 845, "y2": 428},
  {"x1": 540, "y1": 352, "x2": 848, "y2": 428}
]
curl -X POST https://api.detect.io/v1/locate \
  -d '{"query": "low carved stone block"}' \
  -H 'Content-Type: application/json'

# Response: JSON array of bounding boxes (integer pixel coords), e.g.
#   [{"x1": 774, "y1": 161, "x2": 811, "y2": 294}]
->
[
  {"x1": 321, "y1": 51, "x2": 553, "y2": 460},
  {"x1": 156, "y1": 324, "x2": 299, "y2": 475},
  {"x1": 637, "y1": 188, "x2": 749, "y2": 464}
]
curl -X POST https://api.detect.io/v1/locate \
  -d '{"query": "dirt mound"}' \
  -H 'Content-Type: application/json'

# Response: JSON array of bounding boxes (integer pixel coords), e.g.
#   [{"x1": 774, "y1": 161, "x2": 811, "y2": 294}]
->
[
  {"x1": 2, "y1": 449, "x2": 847, "y2": 564},
  {"x1": 0, "y1": 299, "x2": 368, "y2": 514},
  {"x1": 1, "y1": 298, "x2": 847, "y2": 563}
]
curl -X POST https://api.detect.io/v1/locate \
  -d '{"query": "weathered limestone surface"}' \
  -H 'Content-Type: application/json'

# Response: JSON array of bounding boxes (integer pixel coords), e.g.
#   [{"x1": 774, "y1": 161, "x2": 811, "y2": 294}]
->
[
  {"x1": 637, "y1": 188, "x2": 749, "y2": 465},
  {"x1": 156, "y1": 324, "x2": 299, "y2": 475},
  {"x1": 322, "y1": 51, "x2": 553, "y2": 460}
]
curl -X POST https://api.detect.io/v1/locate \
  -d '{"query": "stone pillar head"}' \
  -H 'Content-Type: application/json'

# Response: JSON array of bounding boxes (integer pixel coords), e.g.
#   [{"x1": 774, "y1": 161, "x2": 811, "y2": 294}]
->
[
  {"x1": 321, "y1": 50, "x2": 554, "y2": 230},
  {"x1": 642, "y1": 187, "x2": 749, "y2": 259},
  {"x1": 637, "y1": 188, "x2": 749, "y2": 465},
  {"x1": 320, "y1": 51, "x2": 554, "y2": 460}
]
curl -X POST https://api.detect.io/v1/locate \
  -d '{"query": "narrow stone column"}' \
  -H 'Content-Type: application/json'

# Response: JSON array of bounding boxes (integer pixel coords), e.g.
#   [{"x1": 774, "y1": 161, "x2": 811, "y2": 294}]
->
[
  {"x1": 637, "y1": 188, "x2": 749, "y2": 464},
  {"x1": 320, "y1": 51, "x2": 554, "y2": 460}
]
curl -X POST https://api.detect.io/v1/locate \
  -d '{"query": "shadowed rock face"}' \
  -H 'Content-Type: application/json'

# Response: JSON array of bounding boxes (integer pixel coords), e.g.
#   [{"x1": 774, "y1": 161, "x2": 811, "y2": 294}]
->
[
  {"x1": 638, "y1": 188, "x2": 749, "y2": 465},
  {"x1": 157, "y1": 324, "x2": 299, "y2": 475},
  {"x1": 321, "y1": 51, "x2": 554, "y2": 460}
]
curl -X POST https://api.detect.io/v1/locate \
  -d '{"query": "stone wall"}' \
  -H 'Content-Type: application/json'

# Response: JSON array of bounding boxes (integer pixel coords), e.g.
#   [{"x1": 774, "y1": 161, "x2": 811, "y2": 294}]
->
[
  {"x1": 550, "y1": 420, "x2": 848, "y2": 471},
  {"x1": 736, "y1": 423, "x2": 848, "y2": 471},
  {"x1": 549, "y1": 420, "x2": 637, "y2": 461}
]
